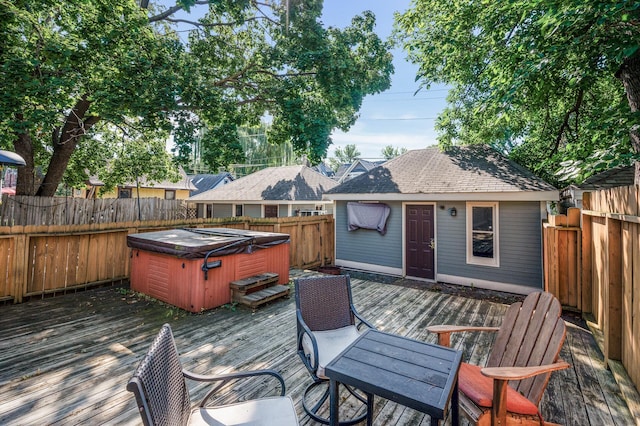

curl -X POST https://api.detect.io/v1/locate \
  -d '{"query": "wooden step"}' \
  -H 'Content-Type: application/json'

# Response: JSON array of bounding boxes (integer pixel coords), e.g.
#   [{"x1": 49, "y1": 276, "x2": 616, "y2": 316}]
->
[
  {"x1": 233, "y1": 284, "x2": 290, "y2": 308},
  {"x1": 230, "y1": 272, "x2": 279, "y2": 294}
]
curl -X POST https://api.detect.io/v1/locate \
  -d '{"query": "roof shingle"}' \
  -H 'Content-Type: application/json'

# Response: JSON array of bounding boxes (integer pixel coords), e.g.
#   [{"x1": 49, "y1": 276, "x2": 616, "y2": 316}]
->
[
  {"x1": 326, "y1": 145, "x2": 556, "y2": 195},
  {"x1": 188, "y1": 165, "x2": 338, "y2": 202}
]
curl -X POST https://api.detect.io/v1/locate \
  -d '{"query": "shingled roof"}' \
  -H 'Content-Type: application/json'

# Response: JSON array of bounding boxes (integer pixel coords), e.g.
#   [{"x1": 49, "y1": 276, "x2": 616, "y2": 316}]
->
[
  {"x1": 575, "y1": 165, "x2": 634, "y2": 190},
  {"x1": 188, "y1": 165, "x2": 337, "y2": 202},
  {"x1": 325, "y1": 145, "x2": 557, "y2": 201},
  {"x1": 189, "y1": 172, "x2": 234, "y2": 196}
]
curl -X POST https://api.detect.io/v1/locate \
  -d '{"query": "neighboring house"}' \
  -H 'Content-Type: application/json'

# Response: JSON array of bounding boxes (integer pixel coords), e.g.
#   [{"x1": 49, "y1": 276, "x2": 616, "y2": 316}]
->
[
  {"x1": 86, "y1": 168, "x2": 196, "y2": 200},
  {"x1": 311, "y1": 162, "x2": 335, "y2": 179},
  {"x1": 188, "y1": 172, "x2": 234, "y2": 196},
  {"x1": 334, "y1": 159, "x2": 382, "y2": 183},
  {"x1": 188, "y1": 165, "x2": 337, "y2": 218},
  {"x1": 1, "y1": 168, "x2": 17, "y2": 195},
  {"x1": 324, "y1": 145, "x2": 558, "y2": 295},
  {"x1": 560, "y1": 165, "x2": 634, "y2": 210}
]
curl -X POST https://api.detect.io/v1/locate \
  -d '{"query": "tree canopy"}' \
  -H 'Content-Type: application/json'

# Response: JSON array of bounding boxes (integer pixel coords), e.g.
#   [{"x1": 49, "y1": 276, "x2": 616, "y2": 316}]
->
[
  {"x1": 1, "y1": 0, "x2": 393, "y2": 195},
  {"x1": 381, "y1": 145, "x2": 407, "y2": 160},
  {"x1": 328, "y1": 143, "x2": 361, "y2": 171},
  {"x1": 395, "y1": 0, "x2": 640, "y2": 186}
]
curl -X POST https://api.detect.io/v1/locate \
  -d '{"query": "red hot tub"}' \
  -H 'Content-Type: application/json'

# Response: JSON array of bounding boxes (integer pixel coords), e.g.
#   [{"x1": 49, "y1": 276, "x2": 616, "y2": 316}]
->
[{"x1": 127, "y1": 228, "x2": 290, "y2": 312}]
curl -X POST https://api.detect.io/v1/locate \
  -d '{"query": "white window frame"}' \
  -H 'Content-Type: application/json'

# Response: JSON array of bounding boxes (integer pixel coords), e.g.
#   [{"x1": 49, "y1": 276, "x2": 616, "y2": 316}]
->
[{"x1": 466, "y1": 202, "x2": 499, "y2": 267}]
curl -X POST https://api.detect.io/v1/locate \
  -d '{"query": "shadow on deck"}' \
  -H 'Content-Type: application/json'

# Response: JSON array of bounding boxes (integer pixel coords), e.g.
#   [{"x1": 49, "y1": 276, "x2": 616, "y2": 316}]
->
[{"x1": 0, "y1": 269, "x2": 635, "y2": 425}]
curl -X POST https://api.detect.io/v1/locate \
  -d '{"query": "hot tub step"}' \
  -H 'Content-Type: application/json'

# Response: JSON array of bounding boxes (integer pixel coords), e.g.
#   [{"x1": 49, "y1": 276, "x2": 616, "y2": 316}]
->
[
  {"x1": 230, "y1": 272, "x2": 279, "y2": 294},
  {"x1": 233, "y1": 284, "x2": 290, "y2": 308}
]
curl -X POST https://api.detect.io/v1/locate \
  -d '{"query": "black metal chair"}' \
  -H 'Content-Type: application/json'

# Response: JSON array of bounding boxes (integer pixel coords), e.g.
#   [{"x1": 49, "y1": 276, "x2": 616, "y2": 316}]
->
[
  {"x1": 127, "y1": 323, "x2": 299, "y2": 426},
  {"x1": 295, "y1": 274, "x2": 374, "y2": 425}
]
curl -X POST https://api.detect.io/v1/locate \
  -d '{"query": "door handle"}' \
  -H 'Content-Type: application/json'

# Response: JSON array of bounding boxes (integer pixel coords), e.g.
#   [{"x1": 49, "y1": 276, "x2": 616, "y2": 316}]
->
[{"x1": 429, "y1": 238, "x2": 435, "y2": 250}]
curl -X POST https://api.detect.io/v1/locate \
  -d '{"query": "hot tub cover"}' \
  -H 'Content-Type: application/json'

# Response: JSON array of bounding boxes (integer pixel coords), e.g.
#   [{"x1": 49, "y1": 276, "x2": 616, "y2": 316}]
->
[{"x1": 127, "y1": 228, "x2": 290, "y2": 259}]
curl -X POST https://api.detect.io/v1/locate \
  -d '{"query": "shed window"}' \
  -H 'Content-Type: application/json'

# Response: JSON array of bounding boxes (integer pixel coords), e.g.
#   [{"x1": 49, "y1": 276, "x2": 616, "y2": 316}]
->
[
  {"x1": 466, "y1": 202, "x2": 499, "y2": 267},
  {"x1": 165, "y1": 190, "x2": 176, "y2": 200},
  {"x1": 118, "y1": 188, "x2": 131, "y2": 199}
]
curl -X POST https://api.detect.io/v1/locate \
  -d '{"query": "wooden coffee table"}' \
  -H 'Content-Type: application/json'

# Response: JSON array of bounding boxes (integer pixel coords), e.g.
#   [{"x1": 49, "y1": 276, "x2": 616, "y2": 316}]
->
[{"x1": 325, "y1": 329, "x2": 463, "y2": 426}]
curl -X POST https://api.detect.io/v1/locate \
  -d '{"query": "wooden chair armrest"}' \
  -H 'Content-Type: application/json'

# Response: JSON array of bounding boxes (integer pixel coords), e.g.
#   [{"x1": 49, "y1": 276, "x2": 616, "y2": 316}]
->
[
  {"x1": 426, "y1": 325, "x2": 500, "y2": 347},
  {"x1": 480, "y1": 361, "x2": 570, "y2": 381},
  {"x1": 183, "y1": 368, "x2": 286, "y2": 407}
]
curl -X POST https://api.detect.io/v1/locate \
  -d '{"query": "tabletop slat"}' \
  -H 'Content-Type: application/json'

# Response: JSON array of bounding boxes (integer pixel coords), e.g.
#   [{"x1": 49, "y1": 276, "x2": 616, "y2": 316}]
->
[{"x1": 326, "y1": 330, "x2": 463, "y2": 419}]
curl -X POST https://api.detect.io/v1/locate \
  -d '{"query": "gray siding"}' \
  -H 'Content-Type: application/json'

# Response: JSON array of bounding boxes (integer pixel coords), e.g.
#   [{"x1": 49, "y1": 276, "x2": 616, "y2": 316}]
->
[
  {"x1": 335, "y1": 201, "x2": 402, "y2": 269},
  {"x1": 278, "y1": 204, "x2": 289, "y2": 217},
  {"x1": 436, "y1": 201, "x2": 543, "y2": 289},
  {"x1": 212, "y1": 204, "x2": 232, "y2": 218},
  {"x1": 245, "y1": 204, "x2": 261, "y2": 218}
]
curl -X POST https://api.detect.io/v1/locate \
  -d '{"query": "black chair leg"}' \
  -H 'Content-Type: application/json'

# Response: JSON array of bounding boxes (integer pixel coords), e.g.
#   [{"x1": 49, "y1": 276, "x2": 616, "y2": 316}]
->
[{"x1": 302, "y1": 380, "x2": 367, "y2": 426}]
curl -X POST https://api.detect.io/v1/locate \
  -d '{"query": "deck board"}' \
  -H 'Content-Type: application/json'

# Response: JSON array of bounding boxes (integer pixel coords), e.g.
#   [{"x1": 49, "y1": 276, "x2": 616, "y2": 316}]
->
[{"x1": 0, "y1": 269, "x2": 636, "y2": 425}]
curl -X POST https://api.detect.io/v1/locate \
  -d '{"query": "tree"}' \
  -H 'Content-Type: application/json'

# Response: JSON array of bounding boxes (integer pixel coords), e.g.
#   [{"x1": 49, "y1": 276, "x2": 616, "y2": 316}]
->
[
  {"x1": 395, "y1": 1, "x2": 640, "y2": 185},
  {"x1": 1, "y1": 0, "x2": 393, "y2": 196},
  {"x1": 328, "y1": 144, "x2": 361, "y2": 171},
  {"x1": 381, "y1": 145, "x2": 407, "y2": 160}
]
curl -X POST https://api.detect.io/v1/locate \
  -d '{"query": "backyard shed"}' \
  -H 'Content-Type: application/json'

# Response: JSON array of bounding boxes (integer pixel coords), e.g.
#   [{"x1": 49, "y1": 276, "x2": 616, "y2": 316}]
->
[
  {"x1": 324, "y1": 145, "x2": 558, "y2": 295},
  {"x1": 127, "y1": 228, "x2": 290, "y2": 312}
]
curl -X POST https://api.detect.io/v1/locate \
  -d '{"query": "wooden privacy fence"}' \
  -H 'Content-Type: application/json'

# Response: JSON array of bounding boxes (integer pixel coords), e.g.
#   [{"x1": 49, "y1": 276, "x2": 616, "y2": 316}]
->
[
  {"x1": 545, "y1": 194, "x2": 640, "y2": 405},
  {"x1": 543, "y1": 207, "x2": 582, "y2": 310},
  {"x1": 0, "y1": 195, "x2": 195, "y2": 226},
  {"x1": 0, "y1": 215, "x2": 334, "y2": 304},
  {"x1": 580, "y1": 187, "x2": 640, "y2": 395}
]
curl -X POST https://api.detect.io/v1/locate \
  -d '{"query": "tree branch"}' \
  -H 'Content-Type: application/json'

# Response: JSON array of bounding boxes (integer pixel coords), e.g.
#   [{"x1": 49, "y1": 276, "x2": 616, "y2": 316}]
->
[
  {"x1": 147, "y1": 1, "x2": 209, "y2": 23},
  {"x1": 166, "y1": 15, "x2": 277, "y2": 28},
  {"x1": 551, "y1": 89, "x2": 583, "y2": 155},
  {"x1": 147, "y1": 0, "x2": 279, "y2": 26},
  {"x1": 255, "y1": 70, "x2": 317, "y2": 78}
]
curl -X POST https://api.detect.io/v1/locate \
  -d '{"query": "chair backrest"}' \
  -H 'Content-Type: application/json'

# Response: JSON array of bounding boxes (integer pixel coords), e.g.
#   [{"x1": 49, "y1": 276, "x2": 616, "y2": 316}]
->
[
  {"x1": 295, "y1": 275, "x2": 355, "y2": 332},
  {"x1": 127, "y1": 324, "x2": 191, "y2": 426},
  {"x1": 487, "y1": 292, "x2": 566, "y2": 405}
]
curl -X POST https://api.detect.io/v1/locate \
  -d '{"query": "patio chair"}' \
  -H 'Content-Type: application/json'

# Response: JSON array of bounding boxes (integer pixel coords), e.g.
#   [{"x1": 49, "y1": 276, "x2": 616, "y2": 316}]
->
[
  {"x1": 295, "y1": 274, "x2": 374, "y2": 425},
  {"x1": 427, "y1": 291, "x2": 570, "y2": 426},
  {"x1": 127, "y1": 323, "x2": 299, "y2": 426}
]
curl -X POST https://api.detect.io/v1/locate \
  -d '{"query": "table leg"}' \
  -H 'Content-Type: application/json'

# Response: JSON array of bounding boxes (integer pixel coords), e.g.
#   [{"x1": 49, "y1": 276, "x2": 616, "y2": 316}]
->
[
  {"x1": 451, "y1": 378, "x2": 459, "y2": 425},
  {"x1": 329, "y1": 379, "x2": 339, "y2": 426},
  {"x1": 366, "y1": 393, "x2": 374, "y2": 426}
]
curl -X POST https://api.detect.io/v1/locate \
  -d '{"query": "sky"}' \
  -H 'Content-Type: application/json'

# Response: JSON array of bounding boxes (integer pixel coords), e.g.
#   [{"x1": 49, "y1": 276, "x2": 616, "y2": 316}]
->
[{"x1": 321, "y1": 0, "x2": 448, "y2": 160}]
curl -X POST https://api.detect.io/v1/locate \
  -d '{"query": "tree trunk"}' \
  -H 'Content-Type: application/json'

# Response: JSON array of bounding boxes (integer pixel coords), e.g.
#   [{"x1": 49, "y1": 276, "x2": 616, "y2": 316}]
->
[
  {"x1": 616, "y1": 52, "x2": 640, "y2": 184},
  {"x1": 13, "y1": 115, "x2": 37, "y2": 196},
  {"x1": 35, "y1": 96, "x2": 99, "y2": 197}
]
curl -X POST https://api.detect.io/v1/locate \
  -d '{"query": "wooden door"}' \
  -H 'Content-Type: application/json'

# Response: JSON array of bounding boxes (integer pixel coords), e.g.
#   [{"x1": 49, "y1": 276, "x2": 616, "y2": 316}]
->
[
  {"x1": 405, "y1": 204, "x2": 435, "y2": 280},
  {"x1": 264, "y1": 204, "x2": 278, "y2": 218}
]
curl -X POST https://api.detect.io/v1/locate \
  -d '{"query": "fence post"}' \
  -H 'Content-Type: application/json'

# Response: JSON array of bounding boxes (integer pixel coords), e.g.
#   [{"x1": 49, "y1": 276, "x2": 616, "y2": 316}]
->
[
  {"x1": 581, "y1": 192, "x2": 593, "y2": 313},
  {"x1": 605, "y1": 217, "x2": 623, "y2": 362},
  {"x1": 12, "y1": 231, "x2": 28, "y2": 303}
]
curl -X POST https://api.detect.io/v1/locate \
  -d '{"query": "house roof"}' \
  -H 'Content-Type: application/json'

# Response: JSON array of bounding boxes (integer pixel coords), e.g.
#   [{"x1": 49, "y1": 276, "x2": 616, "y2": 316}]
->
[
  {"x1": 311, "y1": 162, "x2": 335, "y2": 178},
  {"x1": 575, "y1": 165, "x2": 634, "y2": 190},
  {"x1": 188, "y1": 165, "x2": 338, "y2": 202},
  {"x1": 334, "y1": 159, "x2": 381, "y2": 183},
  {"x1": 189, "y1": 173, "x2": 234, "y2": 196},
  {"x1": 325, "y1": 145, "x2": 558, "y2": 201},
  {"x1": 87, "y1": 167, "x2": 196, "y2": 191}
]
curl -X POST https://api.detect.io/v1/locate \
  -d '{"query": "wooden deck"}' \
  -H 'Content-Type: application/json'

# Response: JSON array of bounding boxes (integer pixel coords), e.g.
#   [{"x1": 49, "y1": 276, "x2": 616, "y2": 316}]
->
[{"x1": 0, "y1": 270, "x2": 636, "y2": 425}]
